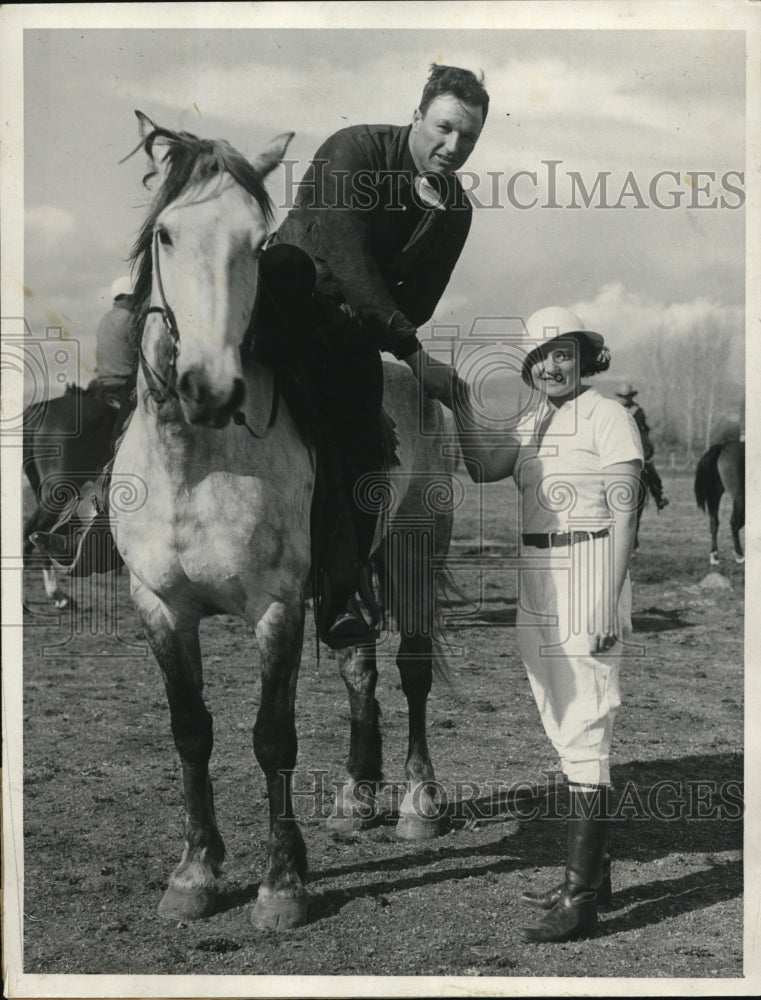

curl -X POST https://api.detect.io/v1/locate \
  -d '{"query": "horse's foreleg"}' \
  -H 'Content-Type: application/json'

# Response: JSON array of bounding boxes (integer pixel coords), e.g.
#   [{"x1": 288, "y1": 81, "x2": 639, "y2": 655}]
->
[
  {"x1": 396, "y1": 634, "x2": 439, "y2": 841},
  {"x1": 135, "y1": 587, "x2": 224, "y2": 920},
  {"x1": 634, "y1": 506, "x2": 643, "y2": 554},
  {"x1": 40, "y1": 563, "x2": 72, "y2": 610},
  {"x1": 329, "y1": 644, "x2": 383, "y2": 833},
  {"x1": 251, "y1": 600, "x2": 308, "y2": 930},
  {"x1": 25, "y1": 505, "x2": 73, "y2": 609}
]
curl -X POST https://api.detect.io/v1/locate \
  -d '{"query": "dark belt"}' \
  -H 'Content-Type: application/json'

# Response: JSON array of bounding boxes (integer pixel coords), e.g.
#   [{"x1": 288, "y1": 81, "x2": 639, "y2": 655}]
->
[{"x1": 522, "y1": 528, "x2": 610, "y2": 549}]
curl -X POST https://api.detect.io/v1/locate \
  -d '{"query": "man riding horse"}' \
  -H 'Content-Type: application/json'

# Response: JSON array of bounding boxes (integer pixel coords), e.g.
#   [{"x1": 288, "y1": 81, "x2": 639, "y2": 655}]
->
[
  {"x1": 86, "y1": 276, "x2": 140, "y2": 439},
  {"x1": 33, "y1": 64, "x2": 488, "y2": 644},
  {"x1": 615, "y1": 382, "x2": 669, "y2": 513},
  {"x1": 264, "y1": 63, "x2": 487, "y2": 643}
]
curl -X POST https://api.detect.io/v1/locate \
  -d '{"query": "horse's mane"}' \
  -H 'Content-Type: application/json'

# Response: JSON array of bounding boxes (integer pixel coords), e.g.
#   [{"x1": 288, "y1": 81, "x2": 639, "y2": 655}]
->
[
  {"x1": 128, "y1": 126, "x2": 275, "y2": 331},
  {"x1": 121, "y1": 123, "x2": 320, "y2": 447}
]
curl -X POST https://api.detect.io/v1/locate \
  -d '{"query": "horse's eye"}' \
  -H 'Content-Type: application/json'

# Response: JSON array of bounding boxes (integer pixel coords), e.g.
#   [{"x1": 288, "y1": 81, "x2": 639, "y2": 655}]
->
[{"x1": 157, "y1": 227, "x2": 173, "y2": 247}]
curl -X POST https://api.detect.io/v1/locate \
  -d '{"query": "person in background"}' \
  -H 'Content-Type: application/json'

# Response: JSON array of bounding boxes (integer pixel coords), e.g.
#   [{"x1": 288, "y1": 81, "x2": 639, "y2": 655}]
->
[
  {"x1": 32, "y1": 276, "x2": 139, "y2": 573},
  {"x1": 90, "y1": 275, "x2": 139, "y2": 415},
  {"x1": 455, "y1": 307, "x2": 643, "y2": 943},
  {"x1": 615, "y1": 382, "x2": 669, "y2": 512}
]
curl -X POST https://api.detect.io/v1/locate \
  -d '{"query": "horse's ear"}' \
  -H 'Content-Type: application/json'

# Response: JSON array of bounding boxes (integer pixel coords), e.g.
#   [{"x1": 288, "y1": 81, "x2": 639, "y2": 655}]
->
[
  {"x1": 251, "y1": 132, "x2": 295, "y2": 178},
  {"x1": 135, "y1": 110, "x2": 158, "y2": 140},
  {"x1": 133, "y1": 110, "x2": 172, "y2": 188}
]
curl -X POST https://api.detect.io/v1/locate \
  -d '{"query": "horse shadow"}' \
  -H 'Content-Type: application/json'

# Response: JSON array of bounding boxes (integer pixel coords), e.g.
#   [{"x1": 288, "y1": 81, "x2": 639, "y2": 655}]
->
[
  {"x1": 215, "y1": 751, "x2": 743, "y2": 931},
  {"x1": 444, "y1": 596, "x2": 518, "y2": 628},
  {"x1": 631, "y1": 607, "x2": 695, "y2": 633},
  {"x1": 443, "y1": 603, "x2": 697, "y2": 632}
]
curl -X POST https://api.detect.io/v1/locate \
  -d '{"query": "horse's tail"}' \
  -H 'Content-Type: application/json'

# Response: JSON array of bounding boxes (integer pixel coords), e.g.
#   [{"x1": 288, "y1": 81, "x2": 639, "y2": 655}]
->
[
  {"x1": 371, "y1": 553, "x2": 465, "y2": 688},
  {"x1": 694, "y1": 443, "x2": 724, "y2": 512}
]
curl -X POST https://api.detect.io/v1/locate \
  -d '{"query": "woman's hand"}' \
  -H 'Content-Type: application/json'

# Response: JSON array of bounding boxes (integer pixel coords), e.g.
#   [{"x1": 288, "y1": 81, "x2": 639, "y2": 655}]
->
[
  {"x1": 404, "y1": 349, "x2": 467, "y2": 410},
  {"x1": 590, "y1": 628, "x2": 619, "y2": 656},
  {"x1": 588, "y1": 593, "x2": 618, "y2": 655}
]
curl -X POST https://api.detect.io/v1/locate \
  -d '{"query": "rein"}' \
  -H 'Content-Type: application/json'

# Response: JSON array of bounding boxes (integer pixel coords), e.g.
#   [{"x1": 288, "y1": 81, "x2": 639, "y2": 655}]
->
[{"x1": 139, "y1": 228, "x2": 278, "y2": 438}]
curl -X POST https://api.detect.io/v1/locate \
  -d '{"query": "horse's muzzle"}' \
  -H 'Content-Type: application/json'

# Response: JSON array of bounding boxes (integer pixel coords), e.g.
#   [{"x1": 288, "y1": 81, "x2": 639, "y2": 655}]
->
[{"x1": 178, "y1": 371, "x2": 245, "y2": 428}]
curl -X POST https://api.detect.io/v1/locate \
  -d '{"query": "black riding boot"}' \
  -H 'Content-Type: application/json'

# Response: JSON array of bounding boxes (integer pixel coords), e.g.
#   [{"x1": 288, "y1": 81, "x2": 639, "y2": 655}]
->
[
  {"x1": 319, "y1": 332, "x2": 385, "y2": 649},
  {"x1": 520, "y1": 787, "x2": 609, "y2": 943},
  {"x1": 521, "y1": 851, "x2": 612, "y2": 912},
  {"x1": 30, "y1": 465, "x2": 123, "y2": 577}
]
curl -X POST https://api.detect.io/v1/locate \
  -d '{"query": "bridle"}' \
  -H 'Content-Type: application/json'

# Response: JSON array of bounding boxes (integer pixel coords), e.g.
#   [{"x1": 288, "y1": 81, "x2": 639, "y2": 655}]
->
[
  {"x1": 139, "y1": 228, "x2": 181, "y2": 401},
  {"x1": 138, "y1": 227, "x2": 278, "y2": 437}
]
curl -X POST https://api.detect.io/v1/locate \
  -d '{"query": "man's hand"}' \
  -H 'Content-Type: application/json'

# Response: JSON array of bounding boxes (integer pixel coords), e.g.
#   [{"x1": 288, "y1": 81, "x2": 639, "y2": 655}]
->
[{"x1": 404, "y1": 349, "x2": 470, "y2": 411}]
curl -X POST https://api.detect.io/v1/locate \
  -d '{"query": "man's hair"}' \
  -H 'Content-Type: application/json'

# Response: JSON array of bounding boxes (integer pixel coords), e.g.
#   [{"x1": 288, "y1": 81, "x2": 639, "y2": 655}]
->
[{"x1": 418, "y1": 64, "x2": 490, "y2": 123}]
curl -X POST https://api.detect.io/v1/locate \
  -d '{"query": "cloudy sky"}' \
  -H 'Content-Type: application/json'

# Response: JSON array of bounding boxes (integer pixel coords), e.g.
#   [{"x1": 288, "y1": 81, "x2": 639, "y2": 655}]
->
[{"x1": 8, "y1": 5, "x2": 752, "y2": 399}]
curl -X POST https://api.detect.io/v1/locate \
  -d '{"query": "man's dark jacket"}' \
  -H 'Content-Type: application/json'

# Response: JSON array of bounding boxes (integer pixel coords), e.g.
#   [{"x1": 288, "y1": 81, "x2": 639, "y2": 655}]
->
[{"x1": 274, "y1": 123, "x2": 473, "y2": 359}]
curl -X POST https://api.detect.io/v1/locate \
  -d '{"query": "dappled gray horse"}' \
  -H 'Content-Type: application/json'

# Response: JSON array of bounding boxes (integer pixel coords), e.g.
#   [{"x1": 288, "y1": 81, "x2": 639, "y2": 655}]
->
[{"x1": 111, "y1": 114, "x2": 455, "y2": 929}]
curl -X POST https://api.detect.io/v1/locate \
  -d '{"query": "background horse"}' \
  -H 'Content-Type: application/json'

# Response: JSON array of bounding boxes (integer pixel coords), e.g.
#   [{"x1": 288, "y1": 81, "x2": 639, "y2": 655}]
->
[
  {"x1": 694, "y1": 440, "x2": 745, "y2": 565},
  {"x1": 111, "y1": 114, "x2": 455, "y2": 930},
  {"x1": 23, "y1": 385, "x2": 118, "y2": 608}
]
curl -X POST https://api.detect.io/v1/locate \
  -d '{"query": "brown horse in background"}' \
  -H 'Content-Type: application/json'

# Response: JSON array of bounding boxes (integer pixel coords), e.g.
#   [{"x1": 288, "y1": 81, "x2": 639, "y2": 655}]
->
[
  {"x1": 23, "y1": 384, "x2": 118, "y2": 608},
  {"x1": 694, "y1": 440, "x2": 745, "y2": 565}
]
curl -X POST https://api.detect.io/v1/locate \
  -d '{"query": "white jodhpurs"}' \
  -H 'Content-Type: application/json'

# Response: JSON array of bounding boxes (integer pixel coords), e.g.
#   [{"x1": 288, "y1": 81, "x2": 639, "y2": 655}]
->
[{"x1": 516, "y1": 533, "x2": 632, "y2": 786}]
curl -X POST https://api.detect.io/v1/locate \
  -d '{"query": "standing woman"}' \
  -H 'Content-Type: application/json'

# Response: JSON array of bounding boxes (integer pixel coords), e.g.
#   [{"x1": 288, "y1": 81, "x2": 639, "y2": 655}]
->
[{"x1": 456, "y1": 307, "x2": 643, "y2": 943}]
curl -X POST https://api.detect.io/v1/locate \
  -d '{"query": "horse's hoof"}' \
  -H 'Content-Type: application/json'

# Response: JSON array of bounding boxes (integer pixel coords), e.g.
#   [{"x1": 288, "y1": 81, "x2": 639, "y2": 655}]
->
[
  {"x1": 158, "y1": 885, "x2": 217, "y2": 921},
  {"x1": 396, "y1": 815, "x2": 440, "y2": 841},
  {"x1": 251, "y1": 892, "x2": 308, "y2": 930},
  {"x1": 735, "y1": 555, "x2": 745, "y2": 565},
  {"x1": 709, "y1": 554, "x2": 720, "y2": 566}
]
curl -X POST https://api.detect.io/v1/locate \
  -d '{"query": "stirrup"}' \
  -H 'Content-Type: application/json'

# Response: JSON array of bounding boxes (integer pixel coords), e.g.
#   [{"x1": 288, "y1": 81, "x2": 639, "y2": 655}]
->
[
  {"x1": 325, "y1": 596, "x2": 381, "y2": 650},
  {"x1": 30, "y1": 530, "x2": 75, "y2": 563},
  {"x1": 32, "y1": 521, "x2": 93, "y2": 575},
  {"x1": 355, "y1": 563, "x2": 382, "y2": 631}
]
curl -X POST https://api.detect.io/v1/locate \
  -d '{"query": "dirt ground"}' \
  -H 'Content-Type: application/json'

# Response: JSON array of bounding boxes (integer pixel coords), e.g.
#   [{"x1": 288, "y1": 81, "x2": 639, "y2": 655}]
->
[{"x1": 17, "y1": 468, "x2": 744, "y2": 986}]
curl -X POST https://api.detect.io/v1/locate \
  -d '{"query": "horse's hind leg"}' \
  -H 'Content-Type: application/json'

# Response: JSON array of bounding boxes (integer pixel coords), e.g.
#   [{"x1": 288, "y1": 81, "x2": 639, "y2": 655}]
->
[
  {"x1": 134, "y1": 584, "x2": 224, "y2": 920},
  {"x1": 328, "y1": 644, "x2": 383, "y2": 833},
  {"x1": 250, "y1": 599, "x2": 308, "y2": 930},
  {"x1": 395, "y1": 632, "x2": 440, "y2": 840},
  {"x1": 709, "y1": 504, "x2": 720, "y2": 565},
  {"x1": 731, "y1": 495, "x2": 745, "y2": 563},
  {"x1": 633, "y1": 475, "x2": 646, "y2": 553}
]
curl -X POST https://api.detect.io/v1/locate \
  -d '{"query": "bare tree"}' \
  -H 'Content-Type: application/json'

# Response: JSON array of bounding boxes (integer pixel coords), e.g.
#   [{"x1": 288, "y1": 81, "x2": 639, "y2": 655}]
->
[{"x1": 639, "y1": 314, "x2": 739, "y2": 461}]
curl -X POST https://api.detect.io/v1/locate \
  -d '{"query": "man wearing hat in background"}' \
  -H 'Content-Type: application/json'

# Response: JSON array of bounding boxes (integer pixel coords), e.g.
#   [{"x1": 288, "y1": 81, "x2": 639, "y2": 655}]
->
[
  {"x1": 615, "y1": 382, "x2": 669, "y2": 512},
  {"x1": 33, "y1": 276, "x2": 138, "y2": 573},
  {"x1": 90, "y1": 275, "x2": 139, "y2": 417}
]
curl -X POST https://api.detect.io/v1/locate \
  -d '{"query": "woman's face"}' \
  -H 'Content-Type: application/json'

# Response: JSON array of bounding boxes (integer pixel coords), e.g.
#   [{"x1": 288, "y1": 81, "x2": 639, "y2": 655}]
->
[{"x1": 530, "y1": 339, "x2": 581, "y2": 400}]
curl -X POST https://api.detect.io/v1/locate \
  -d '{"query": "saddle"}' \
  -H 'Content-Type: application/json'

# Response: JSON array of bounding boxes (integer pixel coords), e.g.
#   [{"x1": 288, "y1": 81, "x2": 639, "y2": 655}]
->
[{"x1": 248, "y1": 247, "x2": 397, "y2": 647}]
